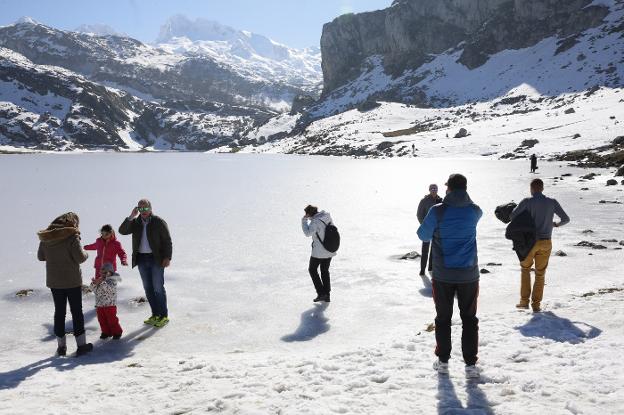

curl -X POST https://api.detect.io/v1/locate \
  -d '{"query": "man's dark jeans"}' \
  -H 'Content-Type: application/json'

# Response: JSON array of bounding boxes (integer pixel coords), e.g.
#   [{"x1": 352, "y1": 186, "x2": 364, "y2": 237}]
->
[
  {"x1": 137, "y1": 253, "x2": 168, "y2": 318},
  {"x1": 432, "y1": 279, "x2": 479, "y2": 365},
  {"x1": 309, "y1": 257, "x2": 332, "y2": 296},
  {"x1": 51, "y1": 287, "x2": 85, "y2": 338}
]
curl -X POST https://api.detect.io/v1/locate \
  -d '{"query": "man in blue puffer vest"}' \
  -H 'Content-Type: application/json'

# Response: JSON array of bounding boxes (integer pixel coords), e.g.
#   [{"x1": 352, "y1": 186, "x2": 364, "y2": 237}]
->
[{"x1": 417, "y1": 173, "x2": 483, "y2": 379}]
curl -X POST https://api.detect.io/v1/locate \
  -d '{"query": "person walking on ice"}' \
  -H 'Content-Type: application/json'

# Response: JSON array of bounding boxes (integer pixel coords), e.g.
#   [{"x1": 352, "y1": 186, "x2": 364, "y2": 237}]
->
[
  {"x1": 90, "y1": 262, "x2": 123, "y2": 339},
  {"x1": 417, "y1": 174, "x2": 482, "y2": 378},
  {"x1": 301, "y1": 205, "x2": 339, "y2": 303},
  {"x1": 119, "y1": 199, "x2": 172, "y2": 328},
  {"x1": 417, "y1": 184, "x2": 442, "y2": 276},
  {"x1": 510, "y1": 179, "x2": 570, "y2": 312}
]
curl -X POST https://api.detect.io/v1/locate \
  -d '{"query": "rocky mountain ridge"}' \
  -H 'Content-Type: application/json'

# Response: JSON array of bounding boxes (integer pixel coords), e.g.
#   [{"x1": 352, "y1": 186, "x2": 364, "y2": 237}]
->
[
  {"x1": 0, "y1": 17, "x2": 322, "y2": 151},
  {"x1": 2, "y1": 2, "x2": 623, "y2": 154},
  {"x1": 320, "y1": 0, "x2": 610, "y2": 96},
  {"x1": 0, "y1": 47, "x2": 263, "y2": 151},
  {"x1": 0, "y1": 18, "x2": 317, "y2": 112},
  {"x1": 155, "y1": 15, "x2": 322, "y2": 109},
  {"x1": 221, "y1": 0, "x2": 624, "y2": 160}
]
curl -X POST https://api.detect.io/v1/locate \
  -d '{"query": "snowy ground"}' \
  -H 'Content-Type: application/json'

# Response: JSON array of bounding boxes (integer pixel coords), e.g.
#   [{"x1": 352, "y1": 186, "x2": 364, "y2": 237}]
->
[
  {"x1": 0, "y1": 154, "x2": 623, "y2": 414},
  {"x1": 237, "y1": 87, "x2": 624, "y2": 159}
]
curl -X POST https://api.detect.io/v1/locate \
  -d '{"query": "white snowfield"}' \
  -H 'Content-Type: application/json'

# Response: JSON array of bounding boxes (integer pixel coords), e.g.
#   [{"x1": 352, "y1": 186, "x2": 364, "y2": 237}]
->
[{"x1": 0, "y1": 154, "x2": 622, "y2": 414}]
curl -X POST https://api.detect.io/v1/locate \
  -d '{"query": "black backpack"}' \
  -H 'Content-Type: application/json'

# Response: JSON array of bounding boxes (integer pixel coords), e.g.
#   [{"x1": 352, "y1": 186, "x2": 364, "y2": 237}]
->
[
  {"x1": 495, "y1": 202, "x2": 518, "y2": 224},
  {"x1": 317, "y1": 220, "x2": 340, "y2": 253}
]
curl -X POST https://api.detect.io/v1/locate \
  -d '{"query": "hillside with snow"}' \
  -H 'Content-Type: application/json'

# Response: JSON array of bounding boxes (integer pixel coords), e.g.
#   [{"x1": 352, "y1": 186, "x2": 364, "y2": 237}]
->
[
  {"x1": 230, "y1": 0, "x2": 624, "y2": 161},
  {"x1": 0, "y1": 47, "x2": 264, "y2": 151},
  {"x1": 0, "y1": 1, "x2": 623, "y2": 157},
  {"x1": 0, "y1": 16, "x2": 323, "y2": 151}
]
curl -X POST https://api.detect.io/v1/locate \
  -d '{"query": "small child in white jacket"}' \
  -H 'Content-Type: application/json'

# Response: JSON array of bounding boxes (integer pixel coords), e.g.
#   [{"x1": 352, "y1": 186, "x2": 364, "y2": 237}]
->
[{"x1": 90, "y1": 262, "x2": 123, "y2": 339}]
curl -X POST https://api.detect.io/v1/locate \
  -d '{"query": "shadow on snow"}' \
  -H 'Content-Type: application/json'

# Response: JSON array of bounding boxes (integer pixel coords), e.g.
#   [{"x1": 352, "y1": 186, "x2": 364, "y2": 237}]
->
[
  {"x1": 40, "y1": 308, "x2": 98, "y2": 342},
  {"x1": 281, "y1": 303, "x2": 330, "y2": 342},
  {"x1": 515, "y1": 311, "x2": 602, "y2": 344},
  {"x1": 0, "y1": 325, "x2": 158, "y2": 390},
  {"x1": 437, "y1": 375, "x2": 494, "y2": 415}
]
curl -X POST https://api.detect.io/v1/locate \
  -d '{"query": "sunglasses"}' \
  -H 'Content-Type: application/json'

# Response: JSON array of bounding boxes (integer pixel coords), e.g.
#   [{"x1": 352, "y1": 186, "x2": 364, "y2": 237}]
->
[{"x1": 137, "y1": 207, "x2": 151, "y2": 212}]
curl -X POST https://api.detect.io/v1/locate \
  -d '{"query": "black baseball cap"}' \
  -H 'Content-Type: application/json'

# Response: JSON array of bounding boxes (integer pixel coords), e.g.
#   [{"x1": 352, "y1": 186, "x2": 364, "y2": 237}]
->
[{"x1": 445, "y1": 174, "x2": 467, "y2": 190}]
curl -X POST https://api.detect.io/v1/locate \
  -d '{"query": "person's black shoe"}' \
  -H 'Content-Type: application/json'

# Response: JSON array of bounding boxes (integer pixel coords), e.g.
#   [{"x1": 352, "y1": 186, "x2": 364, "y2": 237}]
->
[
  {"x1": 419, "y1": 271, "x2": 426, "y2": 276},
  {"x1": 56, "y1": 346, "x2": 67, "y2": 357},
  {"x1": 313, "y1": 295, "x2": 323, "y2": 302},
  {"x1": 100, "y1": 333, "x2": 111, "y2": 340},
  {"x1": 112, "y1": 334, "x2": 121, "y2": 340},
  {"x1": 76, "y1": 343, "x2": 93, "y2": 356},
  {"x1": 322, "y1": 294, "x2": 331, "y2": 303}
]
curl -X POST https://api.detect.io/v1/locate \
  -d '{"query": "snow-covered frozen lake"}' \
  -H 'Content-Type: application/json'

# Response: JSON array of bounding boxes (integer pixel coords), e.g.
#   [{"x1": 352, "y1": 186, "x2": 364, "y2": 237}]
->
[{"x1": 0, "y1": 153, "x2": 623, "y2": 414}]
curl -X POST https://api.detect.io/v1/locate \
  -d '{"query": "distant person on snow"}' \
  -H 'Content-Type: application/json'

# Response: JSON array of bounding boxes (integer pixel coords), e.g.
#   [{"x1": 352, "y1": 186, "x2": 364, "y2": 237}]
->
[
  {"x1": 301, "y1": 205, "x2": 338, "y2": 303},
  {"x1": 530, "y1": 154, "x2": 538, "y2": 173},
  {"x1": 90, "y1": 262, "x2": 123, "y2": 340},
  {"x1": 37, "y1": 212, "x2": 93, "y2": 357},
  {"x1": 417, "y1": 174, "x2": 482, "y2": 378},
  {"x1": 84, "y1": 224, "x2": 128, "y2": 278},
  {"x1": 510, "y1": 179, "x2": 570, "y2": 312},
  {"x1": 119, "y1": 199, "x2": 172, "y2": 328},
  {"x1": 417, "y1": 184, "x2": 443, "y2": 276}
]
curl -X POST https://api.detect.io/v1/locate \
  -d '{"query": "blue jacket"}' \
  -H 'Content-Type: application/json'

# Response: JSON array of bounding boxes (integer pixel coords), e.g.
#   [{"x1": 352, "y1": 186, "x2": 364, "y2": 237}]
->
[{"x1": 417, "y1": 190, "x2": 482, "y2": 284}]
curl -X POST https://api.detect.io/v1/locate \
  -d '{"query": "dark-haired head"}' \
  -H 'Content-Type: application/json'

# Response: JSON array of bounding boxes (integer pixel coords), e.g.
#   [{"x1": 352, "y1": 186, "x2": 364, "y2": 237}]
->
[
  {"x1": 100, "y1": 224, "x2": 115, "y2": 239},
  {"x1": 445, "y1": 174, "x2": 468, "y2": 191},
  {"x1": 530, "y1": 179, "x2": 544, "y2": 194},
  {"x1": 304, "y1": 205, "x2": 318, "y2": 217}
]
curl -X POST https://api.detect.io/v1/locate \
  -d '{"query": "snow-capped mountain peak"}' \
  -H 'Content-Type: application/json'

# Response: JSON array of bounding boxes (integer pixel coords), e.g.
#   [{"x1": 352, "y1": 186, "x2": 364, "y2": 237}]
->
[
  {"x1": 14, "y1": 16, "x2": 40, "y2": 26},
  {"x1": 74, "y1": 23, "x2": 125, "y2": 37},
  {"x1": 155, "y1": 15, "x2": 322, "y2": 93},
  {"x1": 157, "y1": 14, "x2": 300, "y2": 62},
  {"x1": 156, "y1": 15, "x2": 240, "y2": 43}
]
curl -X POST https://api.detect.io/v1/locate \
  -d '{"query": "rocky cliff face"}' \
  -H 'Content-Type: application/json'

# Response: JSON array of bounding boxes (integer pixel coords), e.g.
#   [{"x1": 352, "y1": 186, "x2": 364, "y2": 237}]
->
[{"x1": 320, "y1": 0, "x2": 610, "y2": 95}]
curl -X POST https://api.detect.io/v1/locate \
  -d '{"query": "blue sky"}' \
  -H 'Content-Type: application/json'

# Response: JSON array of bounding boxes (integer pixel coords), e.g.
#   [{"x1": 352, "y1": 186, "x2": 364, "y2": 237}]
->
[{"x1": 0, "y1": 0, "x2": 392, "y2": 48}]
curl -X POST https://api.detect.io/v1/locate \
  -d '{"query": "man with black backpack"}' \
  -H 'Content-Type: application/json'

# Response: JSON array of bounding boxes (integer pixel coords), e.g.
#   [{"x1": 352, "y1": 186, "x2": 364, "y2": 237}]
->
[
  {"x1": 302, "y1": 205, "x2": 339, "y2": 303},
  {"x1": 509, "y1": 179, "x2": 569, "y2": 312},
  {"x1": 417, "y1": 174, "x2": 483, "y2": 379}
]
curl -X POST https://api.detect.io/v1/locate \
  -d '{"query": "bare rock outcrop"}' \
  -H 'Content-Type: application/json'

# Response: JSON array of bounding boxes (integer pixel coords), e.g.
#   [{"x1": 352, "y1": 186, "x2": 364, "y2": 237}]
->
[{"x1": 320, "y1": 0, "x2": 609, "y2": 95}]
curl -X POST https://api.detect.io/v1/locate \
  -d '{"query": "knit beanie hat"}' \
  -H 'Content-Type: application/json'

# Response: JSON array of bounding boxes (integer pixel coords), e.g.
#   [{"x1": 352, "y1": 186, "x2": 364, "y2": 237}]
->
[{"x1": 100, "y1": 263, "x2": 118, "y2": 276}]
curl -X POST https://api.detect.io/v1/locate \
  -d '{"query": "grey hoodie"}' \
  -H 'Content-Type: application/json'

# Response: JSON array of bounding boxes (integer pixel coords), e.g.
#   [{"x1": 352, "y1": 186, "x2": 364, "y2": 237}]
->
[{"x1": 510, "y1": 192, "x2": 570, "y2": 240}]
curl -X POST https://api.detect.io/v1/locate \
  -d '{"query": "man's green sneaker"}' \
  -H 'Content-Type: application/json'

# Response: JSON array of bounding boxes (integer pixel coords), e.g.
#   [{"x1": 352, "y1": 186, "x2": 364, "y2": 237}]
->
[
  {"x1": 144, "y1": 315, "x2": 159, "y2": 325},
  {"x1": 153, "y1": 316, "x2": 169, "y2": 328}
]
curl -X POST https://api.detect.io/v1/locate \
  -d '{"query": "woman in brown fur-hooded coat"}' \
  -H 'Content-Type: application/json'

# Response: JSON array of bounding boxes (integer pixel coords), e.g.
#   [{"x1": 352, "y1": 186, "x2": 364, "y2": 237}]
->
[{"x1": 37, "y1": 212, "x2": 92, "y2": 356}]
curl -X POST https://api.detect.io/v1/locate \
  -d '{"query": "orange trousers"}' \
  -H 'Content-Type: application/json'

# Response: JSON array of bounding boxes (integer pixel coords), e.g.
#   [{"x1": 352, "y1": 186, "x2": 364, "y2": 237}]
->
[{"x1": 519, "y1": 240, "x2": 552, "y2": 310}]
